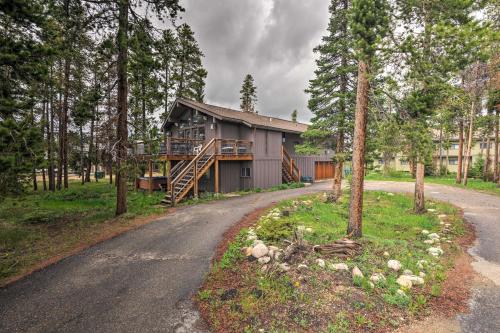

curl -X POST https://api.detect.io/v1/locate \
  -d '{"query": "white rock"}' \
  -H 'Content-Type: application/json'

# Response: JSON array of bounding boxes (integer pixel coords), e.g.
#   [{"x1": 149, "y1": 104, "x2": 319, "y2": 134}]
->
[
  {"x1": 407, "y1": 275, "x2": 425, "y2": 285},
  {"x1": 403, "y1": 269, "x2": 413, "y2": 276},
  {"x1": 445, "y1": 223, "x2": 451, "y2": 227},
  {"x1": 417, "y1": 260, "x2": 428, "y2": 270},
  {"x1": 421, "y1": 230, "x2": 430, "y2": 235},
  {"x1": 387, "y1": 192, "x2": 395, "y2": 196},
  {"x1": 258, "y1": 256, "x2": 271, "y2": 264},
  {"x1": 297, "y1": 225, "x2": 306, "y2": 232},
  {"x1": 428, "y1": 233, "x2": 440, "y2": 240},
  {"x1": 396, "y1": 275, "x2": 413, "y2": 288},
  {"x1": 428, "y1": 208, "x2": 436, "y2": 212},
  {"x1": 330, "y1": 263, "x2": 349, "y2": 271},
  {"x1": 370, "y1": 273, "x2": 386, "y2": 283},
  {"x1": 274, "y1": 252, "x2": 282, "y2": 261},
  {"x1": 297, "y1": 264, "x2": 308, "y2": 272},
  {"x1": 369, "y1": 281, "x2": 375, "y2": 288},
  {"x1": 419, "y1": 271, "x2": 426, "y2": 278},
  {"x1": 278, "y1": 263, "x2": 290, "y2": 272},
  {"x1": 424, "y1": 239, "x2": 435, "y2": 244},
  {"x1": 244, "y1": 247, "x2": 253, "y2": 257},
  {"x1": 253, "y1": 239, "x2": 264, "y2": 246},
  {"x1": 387, "y1": 260, "x2": 402, "y2": 271},
  {"x1": 383, "y1": 251, "x2": 390, "y2": 257},
  {"x1": 305, "y1": 227, "x2": 313, "y2": 233},
  {"x1": 268, "y1": 246, "x2": 279, "y2": 252},
  {"x1": 428, "y1": 247, "x2": 444, "y2": 257},
  {"x1": 251, "y1": 243, "x2": 269, "y2": 258},
  {"x1": 315, "y1": 259, "x2": 325, "y2": 268},
  {"x1": 268, "y1": 249, "x2": 274, "y2": 259},
  {"x1": 438, "y1": 214, "x2": 447, "y2": 219},
  {"x1": 247, "y1": 235, "x2": 257, "y2": 241},
  {"x1": 397, "y1": 289, "x2": 406, "y2": 296},
  {"x1": 352, "y1": 266, "x2": 364, "y2": 278},
  {"x1": 261, "y1": 265, "x2": 268, "y2": 272}
]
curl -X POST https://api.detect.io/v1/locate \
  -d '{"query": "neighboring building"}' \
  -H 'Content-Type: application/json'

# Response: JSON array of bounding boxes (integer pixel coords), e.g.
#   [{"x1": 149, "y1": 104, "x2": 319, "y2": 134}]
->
[
  {"x1": 136, "y1": 98, "x2": 334, "y2": 204},
  {"x1": 373, "y1": 135, "x2": 496, "y2": 174}
]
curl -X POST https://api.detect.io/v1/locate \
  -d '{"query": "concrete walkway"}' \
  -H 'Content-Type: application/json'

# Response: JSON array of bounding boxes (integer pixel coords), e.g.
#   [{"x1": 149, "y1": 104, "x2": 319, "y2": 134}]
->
[
  {"x1": 365, "y1": 181, "x2": 500, "y2": 333},
  {"x1": 0, "y1": 182, "x2": 330, "y2": 333}
]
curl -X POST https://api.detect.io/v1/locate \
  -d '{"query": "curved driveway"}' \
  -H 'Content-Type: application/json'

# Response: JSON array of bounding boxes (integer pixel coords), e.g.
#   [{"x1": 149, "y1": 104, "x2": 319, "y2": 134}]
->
[
  {"x1": 365, "y1": 181, "x2": 500, "y2": 333},
  {"x1": 0, "y1": 182, "x2": 330, "y2": 333},
  {"x1": 1, "y1": 181, "x2": 499, "y2": 332}
]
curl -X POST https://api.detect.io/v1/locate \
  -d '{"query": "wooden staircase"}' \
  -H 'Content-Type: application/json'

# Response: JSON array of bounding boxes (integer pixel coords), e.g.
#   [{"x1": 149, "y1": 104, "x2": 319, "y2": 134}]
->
[
  {"x1": 161, "y1": 138, "x2": 216, "y2": 206},
  {"x1": 282, "y1": 145, "x2": 300, "y2": 183}
]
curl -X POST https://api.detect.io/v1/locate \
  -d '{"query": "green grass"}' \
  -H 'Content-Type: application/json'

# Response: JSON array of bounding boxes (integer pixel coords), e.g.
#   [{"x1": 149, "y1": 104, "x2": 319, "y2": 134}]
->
[
  {"x1": 199, "y1": 191, "x2": 467, "y2": 332},
  {"x1": 0, "y1": 181, "x2": 165, "y2": 284},
  {"x1": 365, "y1": 171, "x2": 500, "y2": 196}
]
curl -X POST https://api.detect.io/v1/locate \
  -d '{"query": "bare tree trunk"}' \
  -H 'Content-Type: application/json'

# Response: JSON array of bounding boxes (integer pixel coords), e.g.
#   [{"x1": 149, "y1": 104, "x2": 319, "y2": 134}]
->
[
  {"x1": 445, "y1": 148, "x2": 449, "y2": 176},
  {"x1": 348, "y1": 61, "x2": 369, "y2": 238},
  {"x1": 494, "y1": 107, "x2": 499, "y2": 184},
  {"x1": 57, "y1": 64, "x2": 63, "y2": 190},
  {"x1": 115, "y1": 0, "x2": 129, "y2": 216},
  {"x1": 47, "y1": 68, "x2": 55, "y2": 191},
  {"x1": 456, "y1": 119, "x2": 464, "y2": 184},
  {"x1": 463, "y1": 100, "x2": 475, "y2": 186},
  {"x1": 61, "y1": 57, "x2": 70, "y2": 189},
  {"x1": 484, "y1": 137, "x2": 491, "y2": 180},
  {"x1": 332, "y1": 131, "x2": 344, "y2": 202},
  {"x1": 80, "y1": 125, "x2": 85, "y2": 185},
  {"x1": 438, "y1": 126, "x2": 443, "y2": 175},
  {"x1": 86, "y1": 103, "x2": 96, "y2": 182},
  {"x1": 414, "y1": 162, "x2": 425, "y2": 213}
]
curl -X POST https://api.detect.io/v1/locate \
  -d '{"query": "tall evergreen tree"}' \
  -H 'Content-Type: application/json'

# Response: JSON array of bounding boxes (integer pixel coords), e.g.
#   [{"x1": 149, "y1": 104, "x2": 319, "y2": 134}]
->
[
  {"x1": 304, "y1": 0, "x2": 357, "y2": 201},
  {"x1": 347, "y1": 0, "x2": 389, "y2": 237},
  {"x1": 175, "y1": 23, "x2": 206, "y2": 102},
  {"x1": 291, "y1": 109, "x2": 297, "y2": 123},
  {"x1": 156, "y1": 29, "x2": 177, "y2": 119},
  {"x1": 240, "y1": 74, "x2": 258, "y2": 113}
]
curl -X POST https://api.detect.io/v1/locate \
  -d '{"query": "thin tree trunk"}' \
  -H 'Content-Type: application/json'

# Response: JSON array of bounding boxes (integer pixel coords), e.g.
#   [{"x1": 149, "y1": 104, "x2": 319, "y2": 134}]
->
[
  {"x1": 414, "y1": 162, "x2": 425, "y2": 213},
  {"x1": 47, "y1": 67, "x2": 55, "y2": 191},
  {"x1": 438, "y1": 126, "x2": 443, "y2": 175},
  {"x1": 57, "y1": 64, "x2": 63, "y2": 190},
  {"x1": 347, "y1": 61, "x2": 369, "y2": 238},
  {"x1": 62, "y1": 57, "x2": 70, "y2": 189},
  {"x1": 86, "y1": 103, "x2": 96, "y2": 182},
  {"x1": 484, "y1": 137, "x2": 491, "y2": 180},
  {"x1": 80, "y1": 125, "x2": 85, "y2": 185},
  {"x1": 445, "y1": 148, "x2": 449, "y2": 176},
  {"x1": 494, "y1": 107, "x2": 499, "y2": 184},
  {"x1": 332, "y1": 130, "x2": 344, "y2": 202},
  {"x1": 115, "y1": 0, "x2": 129, "y2": 216},
  {"x1": 456, "y1": 119, "x2": 464, "y2": 184},
  {"x1": 41, "y1": 99, "x2": 47, "y2": 191},
  {"x1": 32, "y1": 166, "x2": 37, "y2": 191},
  {"x1": 463, "y1": 100, "x2": 475, "y2": 186}
]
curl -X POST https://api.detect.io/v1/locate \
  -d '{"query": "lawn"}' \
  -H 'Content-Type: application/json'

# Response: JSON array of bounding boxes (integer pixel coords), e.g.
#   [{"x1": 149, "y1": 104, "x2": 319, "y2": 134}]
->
[
  {"x1": 365, "y1": 171, "x2": 500, "y2": 196},
  {"x1": 0, "y1": 181, "x2": 165, "y2": 285},
  {"x1": 198, "y1": 191, "x2": 470, "y2": 332}
]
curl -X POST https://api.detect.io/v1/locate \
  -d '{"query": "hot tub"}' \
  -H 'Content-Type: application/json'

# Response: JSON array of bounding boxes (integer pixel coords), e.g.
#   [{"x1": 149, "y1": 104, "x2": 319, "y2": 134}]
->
[{"x1": 136, "y1": 176, "x2": 168, "y2": 191}]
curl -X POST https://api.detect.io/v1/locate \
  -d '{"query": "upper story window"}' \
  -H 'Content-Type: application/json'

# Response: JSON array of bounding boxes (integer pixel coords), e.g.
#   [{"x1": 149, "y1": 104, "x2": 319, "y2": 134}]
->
[
  {"x1": 480, "y1": 142, "x2": 491, "y2": 149},
  {"x1": 450, "y1": 143, "x2": 459, "y2": 150}
]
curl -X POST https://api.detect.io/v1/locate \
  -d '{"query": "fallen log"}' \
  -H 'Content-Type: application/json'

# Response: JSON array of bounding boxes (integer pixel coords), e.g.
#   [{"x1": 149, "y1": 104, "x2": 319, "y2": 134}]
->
[{"x1": 313, "y1": 238, "x2": 362, "y2": 258}]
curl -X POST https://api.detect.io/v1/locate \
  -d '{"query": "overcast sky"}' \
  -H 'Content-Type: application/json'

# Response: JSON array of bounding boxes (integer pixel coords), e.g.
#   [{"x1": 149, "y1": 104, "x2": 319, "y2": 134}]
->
[{"x1": 177, "y1": 0, "x2": 331, "y2": 123}]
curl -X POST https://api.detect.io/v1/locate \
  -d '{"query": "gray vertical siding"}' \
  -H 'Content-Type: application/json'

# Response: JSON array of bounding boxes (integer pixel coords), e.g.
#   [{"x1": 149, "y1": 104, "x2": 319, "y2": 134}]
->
[
  {"x1": 252, "y1": 159, "x2": 282, "y2": 189},
  {"x1": 291, "y1": 155, "x2": 334, "y2": 180},
  {"x1": 253, "y1": 128, "x2": 283, "y2": 188}
]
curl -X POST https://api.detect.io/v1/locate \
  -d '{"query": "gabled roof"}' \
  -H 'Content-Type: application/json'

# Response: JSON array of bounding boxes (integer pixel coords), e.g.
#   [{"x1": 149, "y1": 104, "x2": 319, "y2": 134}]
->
[{"x1": 165, "y1": 98, "x2": 308, "y2": 134}]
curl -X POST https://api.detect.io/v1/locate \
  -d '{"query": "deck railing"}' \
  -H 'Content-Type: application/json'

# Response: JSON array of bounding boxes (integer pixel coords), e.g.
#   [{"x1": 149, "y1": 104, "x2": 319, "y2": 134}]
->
[{"x1": 132, "y1": 137, "x2": 253, "y2": 157}]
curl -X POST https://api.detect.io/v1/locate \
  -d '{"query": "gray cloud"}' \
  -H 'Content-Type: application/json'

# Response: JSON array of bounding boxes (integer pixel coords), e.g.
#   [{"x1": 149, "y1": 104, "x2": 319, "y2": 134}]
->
[{"x1": 179, "y1": 0, "x2": 330, "y2": 123}]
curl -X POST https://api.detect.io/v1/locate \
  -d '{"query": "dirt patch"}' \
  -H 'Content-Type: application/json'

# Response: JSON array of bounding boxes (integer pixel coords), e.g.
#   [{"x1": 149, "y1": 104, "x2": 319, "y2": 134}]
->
[{"x1": 1, "y1": 209, "x2": 174, "y2": 288}]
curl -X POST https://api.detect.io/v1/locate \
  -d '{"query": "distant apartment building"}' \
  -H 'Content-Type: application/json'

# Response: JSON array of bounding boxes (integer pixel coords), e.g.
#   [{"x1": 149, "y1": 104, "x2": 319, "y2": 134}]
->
[{"x1": 373, "y1": 135, "x2": 497, "y2": 174}]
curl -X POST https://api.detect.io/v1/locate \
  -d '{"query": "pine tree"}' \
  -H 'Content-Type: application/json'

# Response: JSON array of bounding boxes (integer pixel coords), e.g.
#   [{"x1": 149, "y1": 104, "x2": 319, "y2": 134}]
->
[
  {"x1": 156, "y1": 29, "x2": 177, "y2": 119},
  {"x1": 240, "y1": 74, "x2": 258, "y2": 113},
  {"x1": 175, "y1": 23, "x2": 207, "y2": 102},
  {"x1": 291, "y1": 110, "x2": 297, "y2": 123},
  {"x1": 348, "y1": 0, "x2": 389, "y2": 237},
  {"x1": 305, "y1": 0, "x2": 357, "y2": 201}
]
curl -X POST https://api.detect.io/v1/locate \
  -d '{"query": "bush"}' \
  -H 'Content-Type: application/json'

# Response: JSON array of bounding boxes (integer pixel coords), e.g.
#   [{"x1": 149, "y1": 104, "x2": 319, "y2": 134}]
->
[{"x1": 256, "y1": 216, "x2": 296, "y2": 242}]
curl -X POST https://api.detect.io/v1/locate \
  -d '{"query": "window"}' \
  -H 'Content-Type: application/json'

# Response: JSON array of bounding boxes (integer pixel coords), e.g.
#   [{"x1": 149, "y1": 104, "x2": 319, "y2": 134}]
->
[
  {"x1": 450, "y1": 143, "x2": 459, "y2": 150},
  {"x1": 282, "y1": 132, "x2": 286, "y2": 143},
  {"x1": 480, "y1": 142, "x2": 490, "y2": 149},
  {"x1": 400, "y1": 159, "x2": 408, "y2": 165},
  {"x1": 448, "y1": 157, "x2": 458, "y2": 165},
  {"x1": 241, "y1": 167, "x2": 251, "y2": 178}
]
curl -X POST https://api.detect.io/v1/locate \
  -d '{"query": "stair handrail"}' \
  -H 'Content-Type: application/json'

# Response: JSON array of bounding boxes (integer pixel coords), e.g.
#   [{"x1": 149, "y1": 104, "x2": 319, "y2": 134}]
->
[
  {"x1": 172, "y1": 138, "x2": 216, "y2": 186},
  {"x1": 170, "y1": 160, "x2": 187, "y2": 181},
  {"x1": 282, "y1": 145, "x2": 300, "y2": 181}
]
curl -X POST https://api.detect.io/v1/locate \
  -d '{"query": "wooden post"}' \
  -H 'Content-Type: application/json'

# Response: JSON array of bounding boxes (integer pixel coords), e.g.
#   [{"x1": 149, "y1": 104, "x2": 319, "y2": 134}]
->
[
  {"x1": 166, "y1": 160, "x2": 171, "y2": 192},
  {"x1": 214, "y1": 158, "x2": 219, "y2": 193},
  {"x1": 193, "y1": 164, "x2": 198, "y2": 198},
  {"x1": 148, "y1": 159, "x2": 153, "y2": 194}
]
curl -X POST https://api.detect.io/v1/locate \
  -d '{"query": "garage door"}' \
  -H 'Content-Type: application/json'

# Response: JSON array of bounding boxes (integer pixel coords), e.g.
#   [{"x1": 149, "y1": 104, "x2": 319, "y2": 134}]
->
[{"x1": 315, "y1": 161, "x2": 334, "y2": 180}]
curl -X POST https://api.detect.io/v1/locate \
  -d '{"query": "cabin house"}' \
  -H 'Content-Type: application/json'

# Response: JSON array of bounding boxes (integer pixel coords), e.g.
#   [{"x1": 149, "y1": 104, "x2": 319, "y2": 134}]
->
[{"x1": 137, "y1": 98, "x2": 334, "y2": 205}]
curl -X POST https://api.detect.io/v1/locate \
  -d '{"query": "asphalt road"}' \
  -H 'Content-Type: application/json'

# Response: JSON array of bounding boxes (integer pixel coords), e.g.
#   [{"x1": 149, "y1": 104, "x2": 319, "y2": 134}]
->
[
  {"x1": 0, "y1": 182, "x2": 330, "y2": 333},
  {"x1": 365, "y1": 181, "x2": 500, "y2": 333},
  {"x1": 1, "y1": 181, "x2": 498, "y2": 332}
]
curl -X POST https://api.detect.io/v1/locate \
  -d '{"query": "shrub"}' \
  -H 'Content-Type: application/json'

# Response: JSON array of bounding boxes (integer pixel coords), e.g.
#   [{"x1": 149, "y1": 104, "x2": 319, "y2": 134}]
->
[{"x1": 256, "y1": 217, "x2": 296, "y2": 242}]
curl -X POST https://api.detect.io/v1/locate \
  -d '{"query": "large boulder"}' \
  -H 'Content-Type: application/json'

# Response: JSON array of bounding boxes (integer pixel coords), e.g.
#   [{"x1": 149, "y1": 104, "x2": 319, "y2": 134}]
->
[
  {"x1": 252, "y1": 243, "x2": 269, "y2": 258},
  {"x1": 352, "y1": 266, "x2": 364, "y2": 278}
]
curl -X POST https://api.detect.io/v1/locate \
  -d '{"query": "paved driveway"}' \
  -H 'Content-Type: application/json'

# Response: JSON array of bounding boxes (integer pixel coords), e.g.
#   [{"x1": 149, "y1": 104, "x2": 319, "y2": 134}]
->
[
  {"x1": 365, "y1": 181, "x2": 500, "y2": 333},
  {"x1": 0, "y1": 182, "x2": 330, "y2": 333}
]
